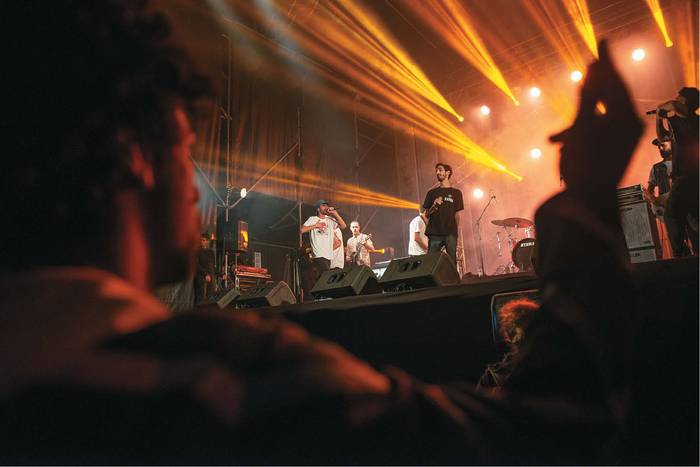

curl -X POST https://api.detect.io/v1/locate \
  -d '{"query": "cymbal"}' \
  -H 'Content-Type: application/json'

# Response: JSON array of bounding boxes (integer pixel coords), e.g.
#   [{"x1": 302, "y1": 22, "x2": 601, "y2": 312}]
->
[{"x1": 491, "y1": 217, "x2": 534, "y2": 228}]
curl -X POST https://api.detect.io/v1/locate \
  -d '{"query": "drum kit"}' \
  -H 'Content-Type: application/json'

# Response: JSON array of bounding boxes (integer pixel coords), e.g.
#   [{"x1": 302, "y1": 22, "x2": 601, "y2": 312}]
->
[{"x1": 490, "y1": 217, "x2": 537, "y2": 274}]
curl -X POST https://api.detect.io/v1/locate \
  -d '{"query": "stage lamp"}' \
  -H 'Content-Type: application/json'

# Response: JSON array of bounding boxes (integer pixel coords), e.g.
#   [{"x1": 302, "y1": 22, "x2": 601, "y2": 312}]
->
[
  {"x1": 479, "y1": 105, "x2": 491, "y2": 116},
  {"x1": 529, "y1": 86, "x2": 541, "y2": 98},
  {"x1": 529, "y1": 148, "x2": 542, "y2": 159},
  {"x1": 457, "y1": 115, "x2": 465, "y2": 122},
  {"x1": 473, "y1": 188, "x2": 484, "y2": 199},
  {"x1": 632, "y1": 48, "x2": 646, "y2": 61},
  {"x1": 240, "y1": 188, "x2": 248, "y2": 198},
  {"x1": 570, "y1": 70, "x2": 583, "y2": 82}
]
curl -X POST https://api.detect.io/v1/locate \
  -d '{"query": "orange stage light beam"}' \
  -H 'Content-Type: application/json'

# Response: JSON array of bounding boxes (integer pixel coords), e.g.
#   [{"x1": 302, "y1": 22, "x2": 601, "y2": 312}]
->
[
  {"x1": 224, "y1": 0, "x2": 520, "y2": 178},
  {"x1": 563, "y1": 0, "x2": 598, "y2": 58},
  {"x1": 669, "y1": 1, "x2": 698, "y2": 87},
  {"x1": 217, "y1": 0, "x2": 522, "y2": 180},
  {"x1": 644, "y1": 0, "x2": 674, "y2": 48},
  {"x1": 226, "y1": 164, "x2": 421, "y2": 210},
  {"x1": 233, "y1": 0, "x2": 463, "y2": 122},
  {"x1": 520, "y1": 0, "x2": 590, "y2": 73},
  {"x1": 400, "y1": 0, "x2": 519, "y2": 105}
]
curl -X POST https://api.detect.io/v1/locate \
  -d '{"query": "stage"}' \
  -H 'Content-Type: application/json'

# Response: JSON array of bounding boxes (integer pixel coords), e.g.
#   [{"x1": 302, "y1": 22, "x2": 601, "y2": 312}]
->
[{"x1": 263, "y1": 258, "x2": 698, "y2": 386}]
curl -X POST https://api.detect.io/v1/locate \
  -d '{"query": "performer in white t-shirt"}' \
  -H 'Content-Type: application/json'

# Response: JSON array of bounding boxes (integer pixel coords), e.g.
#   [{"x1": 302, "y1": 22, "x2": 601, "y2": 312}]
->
[
  {"x1": 346, "y1": 221, "x2": 374, "y2": 267},
  {"x1": 331, "y1": 227, "x2": 344, "y2": 269},
  {"x1": 408, "y1": 207, "x2": 429, "y2": 256},
  {"x1": 301, "y1": 200, "x2": 347, "y2": 272}
]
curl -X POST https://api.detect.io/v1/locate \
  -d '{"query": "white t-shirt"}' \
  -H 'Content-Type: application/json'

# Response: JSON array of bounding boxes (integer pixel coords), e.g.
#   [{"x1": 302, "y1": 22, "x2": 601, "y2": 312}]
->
[
  {"x1": 408, "y1": 215, "x2": 428, "y2": 256},
  {"x1": 331, "y1": 228, "x2": 345, "y2": 269},
  {"x1": 346, "y1": 233, "x2": 372, "y2": 267},
  {"x1": 304, "y1": 215, "x2": 338, "y2": 261}
]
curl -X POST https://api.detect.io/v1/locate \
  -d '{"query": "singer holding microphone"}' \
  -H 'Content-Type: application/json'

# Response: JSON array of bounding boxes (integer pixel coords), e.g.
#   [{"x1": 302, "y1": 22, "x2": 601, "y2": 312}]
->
[
  {"x1": 422, "y1": 163, "x2": 464, "y2": 265},
  {"x1": 301, "y1": 200, "x2": 347, "y2": 272}
]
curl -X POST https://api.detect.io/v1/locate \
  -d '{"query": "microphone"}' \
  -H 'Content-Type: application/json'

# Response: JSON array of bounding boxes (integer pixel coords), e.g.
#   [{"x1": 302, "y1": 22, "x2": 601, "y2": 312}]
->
[
  {"x1": 645, "y1": 109, "x2": 657, "y2": 115},
  {"x1": 327, "y1": 207, "x2": 336, "y2": 212}
]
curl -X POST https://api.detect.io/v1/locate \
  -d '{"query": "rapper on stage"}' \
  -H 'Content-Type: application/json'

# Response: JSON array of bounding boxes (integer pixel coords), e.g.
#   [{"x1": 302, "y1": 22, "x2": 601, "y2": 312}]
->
[
  {"x1": 301, "y1": 200, "x2": 347, "y2": 272},
  {"x1": 422, "y1": 163, "x2": 464, "y2": 265}
]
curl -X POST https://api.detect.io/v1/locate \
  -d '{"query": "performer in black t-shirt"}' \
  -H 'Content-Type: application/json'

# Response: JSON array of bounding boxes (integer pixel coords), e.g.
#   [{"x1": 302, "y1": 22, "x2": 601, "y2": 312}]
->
[
  {"x1": 422, "y1": 163, "x2": 464, "y2": 265},
  {"x1": 654, "y1": 87, "x2": 699, "y2": 256}
]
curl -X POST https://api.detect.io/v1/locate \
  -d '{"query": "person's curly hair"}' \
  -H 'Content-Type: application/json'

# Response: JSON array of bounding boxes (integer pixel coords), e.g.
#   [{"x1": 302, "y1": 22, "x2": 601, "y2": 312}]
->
[
  {"x1": 498, "y1": 298, "x2": 539, "y2": 345},
  {"x1": 3, "y1": 0, "x2": 210, "y2": 272},
  {"x1": 679, "y1": 87, "x2": 699, "y2": 112}
]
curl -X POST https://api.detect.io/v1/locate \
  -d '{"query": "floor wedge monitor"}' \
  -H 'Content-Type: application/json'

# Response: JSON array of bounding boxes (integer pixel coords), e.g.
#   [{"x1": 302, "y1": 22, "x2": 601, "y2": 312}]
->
[
  {"x1": 236, "y1": 281, "x2": 296, "y2": 308},
  {"x1": 378, "y1": 252, "x2": 460, "y2": 292},
  {"x1": 311, "y1": 264, "x2": 381, "y2": 299}
]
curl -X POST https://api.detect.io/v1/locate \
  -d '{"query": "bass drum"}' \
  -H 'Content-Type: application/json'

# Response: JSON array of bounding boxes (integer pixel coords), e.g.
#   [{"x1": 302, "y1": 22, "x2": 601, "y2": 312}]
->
[{"x1": 512, "y1": 238, "x2": 538, "y2": 272}]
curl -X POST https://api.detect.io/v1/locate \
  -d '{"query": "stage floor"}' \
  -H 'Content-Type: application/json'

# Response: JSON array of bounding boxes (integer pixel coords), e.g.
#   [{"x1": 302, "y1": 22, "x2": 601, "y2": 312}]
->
[{"x1": 269, "y1": 257, "x2": 698, "y2": 383}]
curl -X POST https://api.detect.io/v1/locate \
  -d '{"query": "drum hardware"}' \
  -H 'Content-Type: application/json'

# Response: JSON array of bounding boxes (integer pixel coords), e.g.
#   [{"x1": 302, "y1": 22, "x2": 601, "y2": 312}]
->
[
  {"x1": 474, "y1": 195, "x2": 497, "y2": 277},
  {"x1": 490, "y1": 217, "x2": 534, "y2": 229},
  {"x1": 490, "y1": 217, "x2": 536, "y2": 274},
  {"x1": 512, "y1": 238, "x2": 538, "y2": 272}
]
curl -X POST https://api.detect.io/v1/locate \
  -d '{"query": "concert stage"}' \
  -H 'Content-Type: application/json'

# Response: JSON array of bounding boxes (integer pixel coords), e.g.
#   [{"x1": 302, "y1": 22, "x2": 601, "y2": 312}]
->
[{"x1": 270, "y1": 257, "x2": 698, "y2": 386}]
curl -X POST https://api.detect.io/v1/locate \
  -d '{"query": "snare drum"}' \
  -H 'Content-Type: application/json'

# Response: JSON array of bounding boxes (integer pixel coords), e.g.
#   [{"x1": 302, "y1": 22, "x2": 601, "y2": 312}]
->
[{"x1": 512, "y1": 238, "x2": 538, "y2": 272}]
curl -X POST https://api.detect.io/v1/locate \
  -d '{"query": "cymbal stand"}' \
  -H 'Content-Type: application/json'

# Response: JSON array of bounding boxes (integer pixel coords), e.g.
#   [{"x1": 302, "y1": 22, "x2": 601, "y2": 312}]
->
[
  {"x1": 474, "y1": 195, "x2": 496, "y2": 277},
  {"x1": 506, "y1": 228, "x2": 517, "y2": 273},
  {"x1": 493, "y1": 229, "x2": 517, "y2": 274}
]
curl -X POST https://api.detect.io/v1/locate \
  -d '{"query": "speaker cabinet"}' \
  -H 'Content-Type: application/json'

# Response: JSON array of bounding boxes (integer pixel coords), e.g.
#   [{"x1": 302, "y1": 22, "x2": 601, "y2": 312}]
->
[
  {"x1": 310, "y1": 265, "x2": 381, "y2": 299},
  {"x1": 617, "y1": 184, "x2": 661, "y2": 263},
  {"x1": 216, "y1": 287, "x2": 241, "y2": 309},
  {"x1": 236, "y1": 281, "x2": 296, "y2": 308},
  {"x1": 378, "y1": 252, "x2": 460, "y2": 292}
]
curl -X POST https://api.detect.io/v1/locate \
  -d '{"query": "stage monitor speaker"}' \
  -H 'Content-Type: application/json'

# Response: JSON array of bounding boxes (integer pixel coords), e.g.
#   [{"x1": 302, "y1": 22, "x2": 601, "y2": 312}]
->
[
  {"x1": 378, "y1": 252, "x2": 460, "y2": 292},
  {"x1": 236, "y1": 281, "x2": 296, "y2": 308},
  {"x1": 617, "y1": 184, "x2": 661, "y2": 263},
  {"x1": 310, "y1": 265, "x2": 381, "y2": 299},
  {"x1": 216, "y1": 287, "x2": 241, "y2": 309}
]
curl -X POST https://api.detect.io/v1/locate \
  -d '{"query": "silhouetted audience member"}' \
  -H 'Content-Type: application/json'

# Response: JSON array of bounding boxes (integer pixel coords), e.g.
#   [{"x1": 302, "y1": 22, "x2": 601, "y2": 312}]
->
[
  {"x1": 1, "y1": 1, "x2": 694, "y2": 464},
  {"x1": 1, "y1": 2, "x2": 392, "y2": 463},
  {"x1": 477, "y1": 298, "x2": 538, "y2": 391}
]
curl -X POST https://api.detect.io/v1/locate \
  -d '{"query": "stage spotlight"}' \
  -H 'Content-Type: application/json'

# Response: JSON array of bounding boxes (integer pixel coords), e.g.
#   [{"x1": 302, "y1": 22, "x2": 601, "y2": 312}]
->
[
  {"x1": 529, "y1": 86, "x2": 541, "y2": 98},
  {"x1": 240, "y1": 188, "x2": 248, "y2": 198},
  {"x1": 529, "y1": 148, "x2": 542, "y2": 159},
  {"x1": 479, "y1": 105, "x2": 491, "y2": 116},
  {"x1": 632, "y1": 48, "x2": 646, "y2": 61},
  {"x1": 473, "y1": 188, "x2": 484, "y2": 199},
  {"x1": 570, "y1": 70, "x2": 583, "y2": 82}
]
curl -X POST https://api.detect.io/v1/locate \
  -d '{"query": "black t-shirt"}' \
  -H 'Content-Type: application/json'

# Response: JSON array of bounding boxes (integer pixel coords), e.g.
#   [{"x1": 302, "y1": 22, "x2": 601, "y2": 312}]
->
[
  {"x1": 422, "y1": 187, "x2": 464, "y2": 236},
  {"x1": 668, "y1": 114, "x2": 699, "y2": 177}
]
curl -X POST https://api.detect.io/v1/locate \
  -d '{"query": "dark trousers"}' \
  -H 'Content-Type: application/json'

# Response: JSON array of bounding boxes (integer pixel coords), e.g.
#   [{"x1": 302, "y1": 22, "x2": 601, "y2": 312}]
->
[
  {"x1": 665, "y1": 175, "x2": 699, "y2": 257},
  {"x1": 301, "y1": 257, "x2": 331, "y2": 303},
  {"x1": 428, "y1": 234, "x2": 457, "y2": 265},
  {"x1": 313, "y1": 257, "x2": 331, "y2": 271},
  {"x1": 194, "y1": 274, "x2": 214, "y2": 305}
]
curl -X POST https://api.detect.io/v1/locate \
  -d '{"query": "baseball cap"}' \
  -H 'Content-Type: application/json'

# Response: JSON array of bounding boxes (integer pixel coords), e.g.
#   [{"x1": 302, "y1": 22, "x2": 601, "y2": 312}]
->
[{"x1": 315, "y1": 199, "x2": 329, "y2": 209}]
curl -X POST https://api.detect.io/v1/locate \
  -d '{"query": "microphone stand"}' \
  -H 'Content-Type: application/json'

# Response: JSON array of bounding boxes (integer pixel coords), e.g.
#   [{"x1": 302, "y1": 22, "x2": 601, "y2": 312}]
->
[{"x1": 474, "y1": 195, "x2": 496, "y2": 277}]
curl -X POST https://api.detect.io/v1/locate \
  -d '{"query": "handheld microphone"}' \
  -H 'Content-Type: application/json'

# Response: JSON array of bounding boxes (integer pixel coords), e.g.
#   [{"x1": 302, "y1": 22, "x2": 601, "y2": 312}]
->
[
  {"x1": 645, "y1": 109, "x2": 657, "y2": 115},
  {"x1": 327, "y1": 207, "x2": 336, "y2": 212}
]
